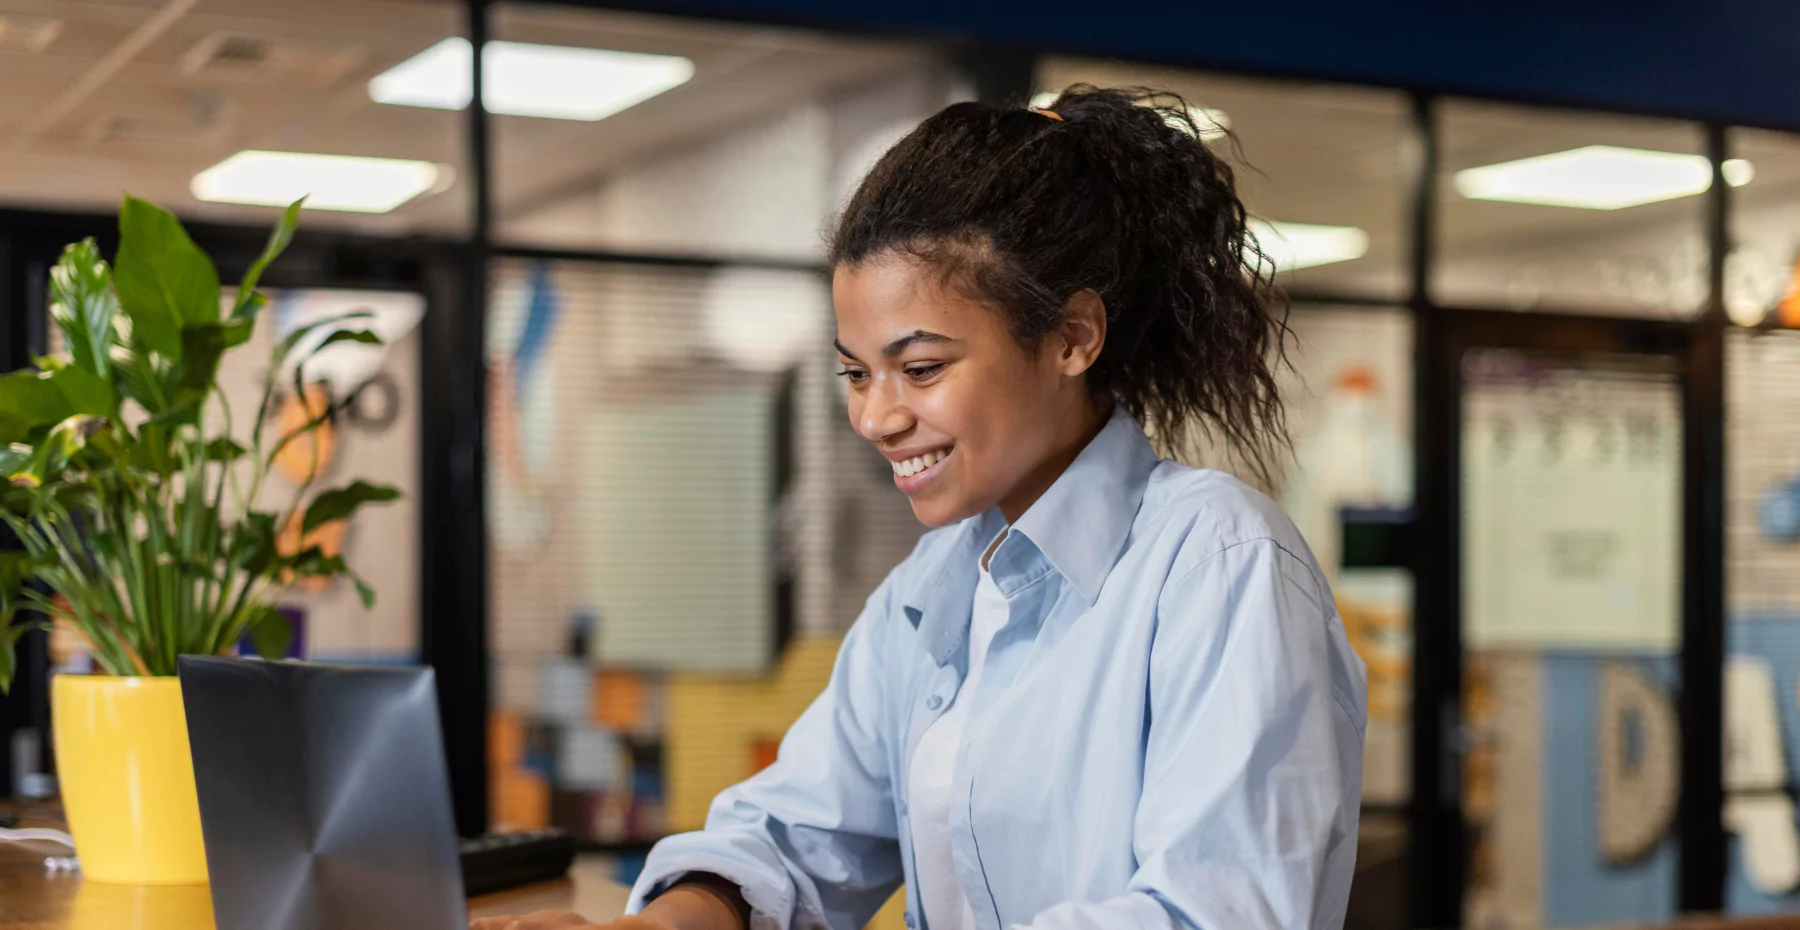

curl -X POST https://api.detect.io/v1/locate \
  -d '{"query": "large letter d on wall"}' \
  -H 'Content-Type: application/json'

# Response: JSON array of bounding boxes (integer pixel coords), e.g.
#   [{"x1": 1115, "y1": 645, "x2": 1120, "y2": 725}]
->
[{"x1": 1597, "y1": 662, "x2": 1680, "y2": 864}]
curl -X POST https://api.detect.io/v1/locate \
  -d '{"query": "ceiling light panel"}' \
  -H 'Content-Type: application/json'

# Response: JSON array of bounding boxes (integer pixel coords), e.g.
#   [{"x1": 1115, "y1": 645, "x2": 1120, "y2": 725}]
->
[
  {"x1": 1249, "y1": 220, "x2": 1370, "y2": 272},
  {"x1": 1455, "y1": 145, "x2": 1753, "y2": 210},
  {"x1": 192, "y1": 151, "x2": 441, "y2": 213},
  {"x1": 369, "y1": 38, "x2": 694, "y2": 121}
]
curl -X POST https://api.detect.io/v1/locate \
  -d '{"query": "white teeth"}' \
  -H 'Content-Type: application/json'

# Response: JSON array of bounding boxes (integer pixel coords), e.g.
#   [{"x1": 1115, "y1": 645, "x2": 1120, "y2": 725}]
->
[{"x1": 891, "y1": 448, "x2": 950, "y2": 478}]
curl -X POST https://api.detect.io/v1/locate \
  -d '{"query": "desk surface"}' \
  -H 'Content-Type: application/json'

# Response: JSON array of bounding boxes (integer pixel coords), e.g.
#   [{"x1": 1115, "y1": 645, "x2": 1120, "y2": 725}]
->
[
  {"x1": 15, "y1": 806, "x2": 1800, "y2": 930},
  {"x1": 0, "y1": 804, "x2": 630, "y2": 929}
]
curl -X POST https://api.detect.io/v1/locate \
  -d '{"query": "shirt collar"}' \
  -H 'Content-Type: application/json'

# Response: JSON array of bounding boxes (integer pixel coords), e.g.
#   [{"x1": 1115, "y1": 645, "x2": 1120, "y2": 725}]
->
[
  {"x1": 1007, "y1": 408, "x2": 1158, "y2": 604},
  {"x1": 903, "y1": 410, "x2": 1159, "y2": 665}
]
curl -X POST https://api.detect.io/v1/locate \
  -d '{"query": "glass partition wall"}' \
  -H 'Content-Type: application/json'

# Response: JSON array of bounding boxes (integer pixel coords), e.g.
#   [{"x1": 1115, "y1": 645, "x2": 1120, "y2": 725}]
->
[
  {"x1": 1722, "y1": 128, "x2": 1800, "y2": 917},
  {"x1": 5, "y1": 2, "x2": 1793, "y2": 928}
]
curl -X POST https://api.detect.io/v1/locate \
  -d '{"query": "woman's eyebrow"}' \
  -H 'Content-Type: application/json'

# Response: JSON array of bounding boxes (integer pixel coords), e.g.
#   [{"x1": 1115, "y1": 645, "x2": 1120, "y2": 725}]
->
[
  {"x1": 835, "y1": 331, "x2": 956, "y2": 361},
  {"x1": 882, "y1": 331, "x2": 955, "y2": 357}
]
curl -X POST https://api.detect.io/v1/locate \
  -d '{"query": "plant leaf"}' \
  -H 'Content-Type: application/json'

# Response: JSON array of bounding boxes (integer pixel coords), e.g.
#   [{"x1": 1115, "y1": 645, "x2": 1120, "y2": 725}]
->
[
  {"x1": 130, "y1": 421, "x2": 178, "y2": 477},
  {"x1": 0, "y1": 370, "x2": 72, "y2": 425},
  {"x1": 204, "y1": 438, "x2": 246, "y2": 462},
  {"x1": 114, "y1": 344, "x2": 172, "y2": 415},
  {"x1": 350, "y1": 571, "x2": 375, "y2": 609},
  {"x1": 244, "y1": 605, "x2": 292, "y2": 660},
  {"x1": 0, "y1": 365, "x2": 110, "y2": 433},
  {"x1": 314, "y1": 329, "x2": 382, "y2": 351},
  {"x1": 0, "y1": 551, "x2": 52, "y2": 595},
  {"x1": 174, "y1": 322, "x2": 229, "y2": 404},
  {"x1": 234, "y1": 198, "x2": 303, "y2": 317},
  {"x1": 273, "y1": 311, "x2": 374, "y2": 367},
  {"x1": 231, "y1": 512, "x2": 279, "y2": 576},
  {"x1": 113, "y1": 196, "x2": 221, "y2": 357},
  {"x1": 48, "y1": 239, "x2": 117, "y2": 378},
  {"x1": 0, "y1": 444, "x2": 30, "y2": 480},
  {"x1": 222, "y1": 305, "x2": 257, "y2": 348},
  {"x1": 48, "y1": 365, "x2": 113, "y2": 417},
  {"x1": 0, "y1": 613, "x2": 20, "y2": 694},
  {"x1": 302, "y1": 480, "x2": 400, "y2": 535},
  {"x1": 284, "y1": 547, "x2": 345, "y2": 577},
  {"x1": 9, "y1": 415, "x2": 103, "y2": 486}
]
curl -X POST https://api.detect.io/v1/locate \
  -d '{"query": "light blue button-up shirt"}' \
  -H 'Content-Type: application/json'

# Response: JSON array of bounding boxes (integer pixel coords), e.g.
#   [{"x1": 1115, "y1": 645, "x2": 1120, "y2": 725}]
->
[{"x1": 628, "y1": 411, "x2": 1368, "y2": 930}]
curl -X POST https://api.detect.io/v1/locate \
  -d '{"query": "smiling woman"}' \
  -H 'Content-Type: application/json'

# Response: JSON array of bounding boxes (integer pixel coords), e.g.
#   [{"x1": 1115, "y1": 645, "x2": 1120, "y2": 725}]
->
[
  {"x1": 830, "y1": 261, "x2": 1111, "y2": 528},
  {"x1": 482, "y1": 86, "x2": 1365, "y2": 930}
]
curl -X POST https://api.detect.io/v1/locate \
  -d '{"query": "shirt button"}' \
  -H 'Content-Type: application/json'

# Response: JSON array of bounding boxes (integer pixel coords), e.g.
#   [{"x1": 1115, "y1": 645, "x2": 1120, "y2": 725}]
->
[
  {"x1": 925, "y1": 695, "x2": 943, "y2": 711},
  {"x1": 897, "y1": 799, "x2": 909, "y2": 816}
]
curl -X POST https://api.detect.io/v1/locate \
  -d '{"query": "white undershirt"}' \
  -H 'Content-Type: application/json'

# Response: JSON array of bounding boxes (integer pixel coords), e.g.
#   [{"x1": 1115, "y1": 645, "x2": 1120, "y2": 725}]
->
[{"x1": 907, "y1": 558, "x2": 1010, "y2": 930}]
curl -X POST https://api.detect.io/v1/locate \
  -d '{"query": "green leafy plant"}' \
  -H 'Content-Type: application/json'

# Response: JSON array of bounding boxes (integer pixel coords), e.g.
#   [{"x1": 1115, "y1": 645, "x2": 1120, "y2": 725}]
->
[{"x1": 0, "y1": 196, "x2": 399, "y2": 689}]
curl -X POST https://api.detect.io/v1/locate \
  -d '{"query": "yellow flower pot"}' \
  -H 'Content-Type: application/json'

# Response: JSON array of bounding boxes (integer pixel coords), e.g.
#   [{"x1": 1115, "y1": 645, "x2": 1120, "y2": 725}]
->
[{"x1": 51, "y1": 674, "x2": 209, "y2": 885}]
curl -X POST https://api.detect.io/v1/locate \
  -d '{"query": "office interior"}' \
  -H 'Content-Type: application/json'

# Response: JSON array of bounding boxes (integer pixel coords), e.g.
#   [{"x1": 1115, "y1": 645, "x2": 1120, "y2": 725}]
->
[{"x1": 1, "y1": 1, "x2": 1799, "y2": 928}]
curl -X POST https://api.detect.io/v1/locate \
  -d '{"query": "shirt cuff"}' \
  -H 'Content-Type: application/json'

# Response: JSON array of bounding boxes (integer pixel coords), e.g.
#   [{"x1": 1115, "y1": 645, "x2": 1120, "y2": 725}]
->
[{"x1": 629, "y1": 849, "x2": 797, "y2": 930}]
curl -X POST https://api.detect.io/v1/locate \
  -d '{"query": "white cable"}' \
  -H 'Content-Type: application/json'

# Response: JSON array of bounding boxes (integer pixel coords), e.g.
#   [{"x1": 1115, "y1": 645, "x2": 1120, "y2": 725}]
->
[{"x1": 0, "y1": 828, "x2": 76, "y2": 848}]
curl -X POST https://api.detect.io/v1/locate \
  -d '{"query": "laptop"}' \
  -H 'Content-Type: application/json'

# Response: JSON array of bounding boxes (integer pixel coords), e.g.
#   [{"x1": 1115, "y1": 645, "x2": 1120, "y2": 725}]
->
[{"x1": 178, "y1": 655, "x2": 467, "y2": 930}]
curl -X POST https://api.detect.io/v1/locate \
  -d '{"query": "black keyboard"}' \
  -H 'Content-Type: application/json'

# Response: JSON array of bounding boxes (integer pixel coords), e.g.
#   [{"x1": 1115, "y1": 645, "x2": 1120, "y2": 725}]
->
[{"x1": 459, "y1": 829, "x2": 578, "y2": 897}]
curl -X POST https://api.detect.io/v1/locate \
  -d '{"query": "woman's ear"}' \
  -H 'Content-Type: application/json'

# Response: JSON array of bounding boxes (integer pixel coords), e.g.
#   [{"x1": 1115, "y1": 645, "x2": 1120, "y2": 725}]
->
[{"x1": 1055, "y1": 288, "x2": 1107, "y2": 376}]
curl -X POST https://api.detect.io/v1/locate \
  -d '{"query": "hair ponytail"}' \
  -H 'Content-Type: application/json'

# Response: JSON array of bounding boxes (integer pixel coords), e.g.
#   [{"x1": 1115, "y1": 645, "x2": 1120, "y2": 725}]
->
[{"x1": 830, "y1": 85, "x2": 1291, "y2": 484}]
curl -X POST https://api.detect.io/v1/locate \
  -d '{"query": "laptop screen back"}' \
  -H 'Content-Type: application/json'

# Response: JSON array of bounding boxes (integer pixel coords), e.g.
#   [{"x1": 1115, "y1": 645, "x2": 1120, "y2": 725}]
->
[{"x1": 178, "y1": 656, "x2": 467, "y2": 930}]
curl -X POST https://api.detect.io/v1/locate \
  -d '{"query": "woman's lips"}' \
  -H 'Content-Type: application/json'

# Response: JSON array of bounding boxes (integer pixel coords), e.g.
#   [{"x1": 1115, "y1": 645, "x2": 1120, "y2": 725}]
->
[{"x1": 891, "y1": 446, "x2": 952, "y2": 493}]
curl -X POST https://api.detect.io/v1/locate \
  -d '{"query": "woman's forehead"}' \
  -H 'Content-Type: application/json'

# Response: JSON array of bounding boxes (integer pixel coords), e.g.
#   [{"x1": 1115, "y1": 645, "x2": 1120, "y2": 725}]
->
[{"x1": 834, "y1": 260, "x2": 995, "y2": 346}]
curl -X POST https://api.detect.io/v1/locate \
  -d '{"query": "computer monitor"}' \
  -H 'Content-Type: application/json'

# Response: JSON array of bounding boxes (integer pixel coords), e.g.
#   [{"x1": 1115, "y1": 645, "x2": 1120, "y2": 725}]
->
[{"x1": 178, "y1": 656, "x2": 467, "y2": 930}]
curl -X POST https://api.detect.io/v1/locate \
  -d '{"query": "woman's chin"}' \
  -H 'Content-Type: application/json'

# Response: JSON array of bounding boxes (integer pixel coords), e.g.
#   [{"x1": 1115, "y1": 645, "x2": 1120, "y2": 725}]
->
[{"x1": 907, "y1": 492, "x2": 982, "y2": 529}]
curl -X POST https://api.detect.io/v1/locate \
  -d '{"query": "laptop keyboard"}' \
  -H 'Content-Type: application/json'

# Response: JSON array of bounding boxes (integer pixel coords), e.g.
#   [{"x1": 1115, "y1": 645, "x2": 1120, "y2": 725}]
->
[{"x1": 459, "y1": 829, "x2": 577, "y2": 897}]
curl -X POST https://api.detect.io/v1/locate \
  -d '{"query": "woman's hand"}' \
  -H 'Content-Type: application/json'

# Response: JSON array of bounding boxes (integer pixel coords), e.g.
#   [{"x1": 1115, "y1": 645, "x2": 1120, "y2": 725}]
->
[
  {"x1": 470, "y1": 878, "x2": 747, "y2": 930},
  {"x1": 469, "y1": 912, "x2": 676, "y2": 930}
]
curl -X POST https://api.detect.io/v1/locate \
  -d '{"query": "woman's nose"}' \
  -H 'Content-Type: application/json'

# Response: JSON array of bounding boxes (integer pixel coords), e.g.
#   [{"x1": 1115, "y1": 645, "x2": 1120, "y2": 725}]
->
[{"x1": 856, "y1": 377, "x2": 912, "y2": 442}]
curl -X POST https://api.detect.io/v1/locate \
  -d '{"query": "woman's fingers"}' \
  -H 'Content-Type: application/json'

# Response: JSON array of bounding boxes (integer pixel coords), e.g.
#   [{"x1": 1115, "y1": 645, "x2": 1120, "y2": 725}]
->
[{"x1": 469, "y1": 909, "x2": 599, "y2": 929}]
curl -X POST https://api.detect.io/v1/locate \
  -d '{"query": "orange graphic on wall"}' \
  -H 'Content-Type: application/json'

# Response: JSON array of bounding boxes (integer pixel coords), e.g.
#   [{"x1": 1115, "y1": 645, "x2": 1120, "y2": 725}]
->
[{"x1": 273, "y1": 384, "x2": 335, "y2": 486}]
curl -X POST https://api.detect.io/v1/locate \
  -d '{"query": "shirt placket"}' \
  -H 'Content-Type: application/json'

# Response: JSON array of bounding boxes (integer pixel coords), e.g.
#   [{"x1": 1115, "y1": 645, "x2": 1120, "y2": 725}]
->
[
  {"x1": 946, "y1": 569, "x2": 1045, "y2": 930},
  {"x1": 900, "y1": 658, "x2": 966, "y2": 930}
]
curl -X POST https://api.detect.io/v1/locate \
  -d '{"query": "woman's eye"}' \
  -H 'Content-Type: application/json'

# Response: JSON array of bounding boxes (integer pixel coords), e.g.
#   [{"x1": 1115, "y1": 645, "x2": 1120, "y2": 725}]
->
[
  {"x1": 837, "y1": 369, "x2": 869, "y2": 385},
  {"x1": 905, "y1": 364, "x2": 944, "y2": 380}
]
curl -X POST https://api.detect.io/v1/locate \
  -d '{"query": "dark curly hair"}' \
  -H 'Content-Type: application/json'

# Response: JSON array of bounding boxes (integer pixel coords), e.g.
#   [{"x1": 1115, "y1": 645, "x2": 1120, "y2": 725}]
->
[{"x1": 829, "y1": 85, "x2": 1291, "y2": 484}]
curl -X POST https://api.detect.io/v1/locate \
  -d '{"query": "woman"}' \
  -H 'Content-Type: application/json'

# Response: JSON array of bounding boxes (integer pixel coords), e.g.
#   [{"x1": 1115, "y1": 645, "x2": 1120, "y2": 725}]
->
[{"x1": 477, "y1": 86, "x2": 1366, "y2": 930}]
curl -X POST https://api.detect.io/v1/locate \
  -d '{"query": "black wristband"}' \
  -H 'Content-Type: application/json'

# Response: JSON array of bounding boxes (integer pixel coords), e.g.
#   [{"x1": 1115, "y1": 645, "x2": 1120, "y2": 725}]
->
[{"x1": 671, "y1": 872, "x2": 752, "y2": 930}]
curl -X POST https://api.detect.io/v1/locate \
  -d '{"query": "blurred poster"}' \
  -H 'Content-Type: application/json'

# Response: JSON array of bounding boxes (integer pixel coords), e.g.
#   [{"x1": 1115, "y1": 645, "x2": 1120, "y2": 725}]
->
[
  {"x1": 489, "y1": 262, "x2": 562, "y2": 553},
  {"x1": 581, "y1": 379, "x2": 775, "y2": 673},
  {"x1": 1463, "y1": 353, "x2": 1681, "y2": 650},
  {"x1": 1282, "y1": 363, "x2": 1413, "y2": 806},
  {"x1": 205, "y1": 287, "x2": 424, "y2": 664}
]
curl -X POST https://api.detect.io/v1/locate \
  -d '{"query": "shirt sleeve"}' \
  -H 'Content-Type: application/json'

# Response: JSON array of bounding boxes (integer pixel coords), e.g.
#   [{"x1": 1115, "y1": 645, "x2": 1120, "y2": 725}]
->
[
  {"x1": 626, "y1": 577, "x2": 905, "y2": 930},
  {"x1": 1018, "y1": 537, "x2": 1367, "y2": 930}
]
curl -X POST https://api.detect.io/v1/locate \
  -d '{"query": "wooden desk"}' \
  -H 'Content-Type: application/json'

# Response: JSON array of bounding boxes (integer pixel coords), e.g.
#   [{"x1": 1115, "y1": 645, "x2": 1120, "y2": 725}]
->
[
  {"x1": 14, "y1": 800, "x2": 1800, "y2": 930},
  {"x1": 0, "y1": 804, "x2": 630, "y2": 929}
]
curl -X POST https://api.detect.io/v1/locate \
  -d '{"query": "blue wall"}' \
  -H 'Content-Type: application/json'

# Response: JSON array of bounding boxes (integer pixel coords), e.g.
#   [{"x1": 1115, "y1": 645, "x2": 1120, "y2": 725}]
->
[
  {"x1": 1726, "y1": 614, "x2": 1800, "y2": 916},
  {"x1": 623, "y1": 0, "x2": 1800, "y2": 130},
  {"x1": 1541, "y1": 654, "x2": 1679, "y2": 927}
]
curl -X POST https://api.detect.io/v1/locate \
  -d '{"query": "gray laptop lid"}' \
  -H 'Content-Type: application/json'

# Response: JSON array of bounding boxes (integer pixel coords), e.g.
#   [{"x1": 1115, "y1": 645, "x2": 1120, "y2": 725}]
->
[{"x1": 178, "y1": 656, "x2": 467, "y2": 930}]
